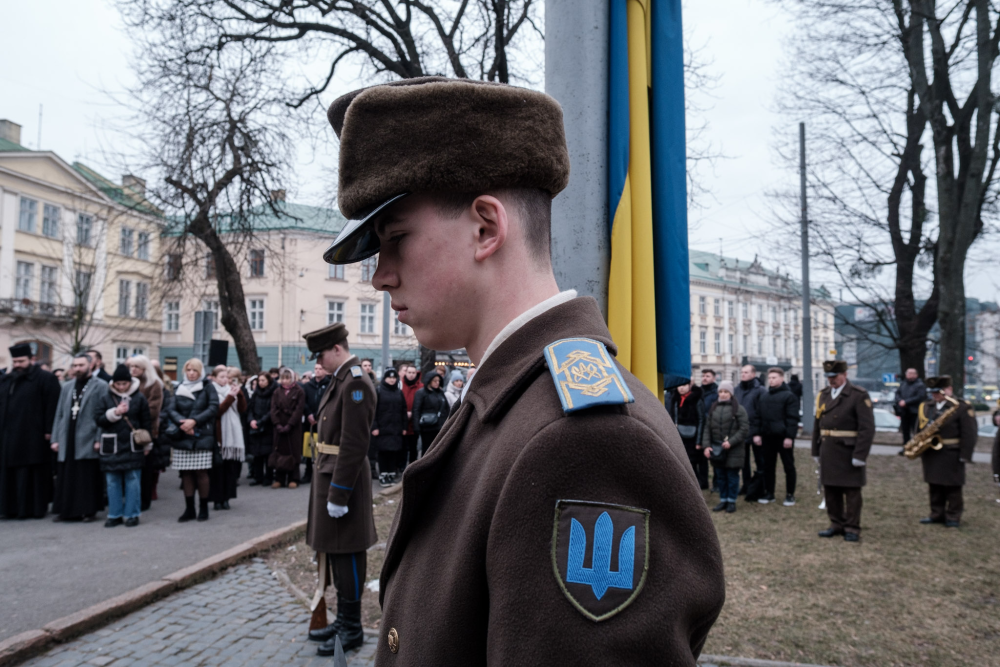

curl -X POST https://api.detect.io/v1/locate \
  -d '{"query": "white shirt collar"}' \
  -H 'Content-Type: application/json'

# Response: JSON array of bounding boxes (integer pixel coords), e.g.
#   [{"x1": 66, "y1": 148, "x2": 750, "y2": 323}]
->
[
  {"x1": 936, "y1": 400, "x2": 947, "y2": 410},
  {"x1": 831, "y1": 384, "x2": 844, "y2": 400},
  {"x1": 461, "y1": 290, "x2": 577, "y2": 402}
]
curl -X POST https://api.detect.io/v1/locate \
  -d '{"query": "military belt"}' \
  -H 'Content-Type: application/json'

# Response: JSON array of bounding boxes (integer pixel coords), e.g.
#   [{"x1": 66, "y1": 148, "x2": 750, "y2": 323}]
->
[
  {"x1": 939, "y1": 438, "x2": 960, "y2": 446},
  {"x1": 315, "y1": 443, "x2": 340, "y2": 455},
  {"x1": 820, "y1": 429, "x2": 859, "y2": 437}
]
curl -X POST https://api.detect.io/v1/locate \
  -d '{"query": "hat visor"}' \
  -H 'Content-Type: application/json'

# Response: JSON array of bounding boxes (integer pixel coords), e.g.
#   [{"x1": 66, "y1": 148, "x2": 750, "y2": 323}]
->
[
  {"x1": 929, "y1": 387, "x2": 944, "y2": 392},
  {"x1": 824, "y1": 371, "x2": 840, "y2": 377},
  {"x1": 324, "y1": 193, "x2": 409, "y2": 265}
]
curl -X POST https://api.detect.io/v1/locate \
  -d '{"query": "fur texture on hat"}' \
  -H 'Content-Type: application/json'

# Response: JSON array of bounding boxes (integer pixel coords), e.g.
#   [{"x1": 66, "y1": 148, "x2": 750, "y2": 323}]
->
[
  {"x1": 329, "y1": 77, "x2": 570, "y2": 219},
  {"x1": 823, "y1": 360, "x2": 848, "y2": 376},
  {"x1": 926, "y1": 375, "x2": 951, "y2": 391}
]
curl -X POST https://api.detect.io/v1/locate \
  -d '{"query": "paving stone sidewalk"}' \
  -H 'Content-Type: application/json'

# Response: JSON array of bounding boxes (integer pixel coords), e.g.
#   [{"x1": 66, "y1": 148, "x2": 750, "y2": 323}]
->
[{"x1": 22, "y1": 559, "x2": 376, "y2": 667}]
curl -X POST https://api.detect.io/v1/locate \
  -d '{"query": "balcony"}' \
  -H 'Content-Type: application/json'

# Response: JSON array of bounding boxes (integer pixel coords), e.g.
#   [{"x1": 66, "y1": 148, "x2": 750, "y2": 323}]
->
[{"x1": 0, "y1": 298, "x2": 77, "y2": 321}]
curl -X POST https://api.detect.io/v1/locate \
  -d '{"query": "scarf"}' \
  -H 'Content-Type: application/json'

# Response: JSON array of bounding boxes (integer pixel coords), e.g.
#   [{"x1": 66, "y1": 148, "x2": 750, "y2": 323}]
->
[
  {"x1": 214, "y1": 382, "x2": 245, "y2": 462},
  {"x1": 175, "y1": 372, "x2": 205, "y2": 401}
]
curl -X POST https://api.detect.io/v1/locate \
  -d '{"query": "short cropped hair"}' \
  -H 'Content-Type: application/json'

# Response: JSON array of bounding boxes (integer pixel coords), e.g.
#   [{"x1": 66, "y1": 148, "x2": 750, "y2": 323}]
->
[
  {"x1": 768, "y1": 367, "x2": 785, "y2": 377},
  {"x1": 432, "y1": 188, "x2": 552, "y2": 264},
  {"x1": 702, "y1": 369, "x2": 716, "y2": 377}
]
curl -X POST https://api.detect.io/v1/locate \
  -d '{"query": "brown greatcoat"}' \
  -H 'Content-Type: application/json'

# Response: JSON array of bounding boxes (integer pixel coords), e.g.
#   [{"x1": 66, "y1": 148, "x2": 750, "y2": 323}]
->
[
  {"x1": 307, "y1": 355, "x2": 378, "y2": 554},
  {"x1": 374, "y1": 297, "x2": 725, "y2": 666},
  {"x1": 917, "y1": 397, "x2": 978, "y2": 486},
  {"x1": 811, "y1": 381, "x2": 876, "y2": 488},
  {"x1": 269, "y1": 382, "x2": 305, "y2": 473}
]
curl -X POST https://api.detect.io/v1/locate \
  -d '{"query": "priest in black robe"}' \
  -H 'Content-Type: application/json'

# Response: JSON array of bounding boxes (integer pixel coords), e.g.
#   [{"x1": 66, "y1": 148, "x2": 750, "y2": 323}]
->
[
  {"x1": 52, "y1": 354, "x2": 107, "y2": 521},
  {"x1": 0, "y1": 343, "x2": 61, "y2": 519}
]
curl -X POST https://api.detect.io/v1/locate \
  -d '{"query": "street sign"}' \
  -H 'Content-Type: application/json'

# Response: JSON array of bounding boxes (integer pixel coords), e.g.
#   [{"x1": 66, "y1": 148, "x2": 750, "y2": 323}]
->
[{"x1": 882, "y1": 373, "x2": 896, "y2": 384}]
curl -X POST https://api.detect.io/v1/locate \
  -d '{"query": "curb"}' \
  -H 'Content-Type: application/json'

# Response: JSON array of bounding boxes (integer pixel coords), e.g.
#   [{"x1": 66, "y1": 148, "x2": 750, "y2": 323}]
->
[
  {"x1": 700, "y1": 655, "x2": 836, "y2": 667},
  {"x1": 0, "y1": 518, "x2": 307, "y2": 666}
]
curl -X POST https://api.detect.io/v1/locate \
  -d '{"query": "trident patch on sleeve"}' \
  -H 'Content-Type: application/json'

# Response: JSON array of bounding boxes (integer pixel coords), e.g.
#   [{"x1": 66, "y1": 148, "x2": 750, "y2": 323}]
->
[
  {"x1": 551, "y1": 500, "x2": 649, "y2": 622},
  {"x1": 543, "y1": 338, "x2": 634, "y2": 414}
]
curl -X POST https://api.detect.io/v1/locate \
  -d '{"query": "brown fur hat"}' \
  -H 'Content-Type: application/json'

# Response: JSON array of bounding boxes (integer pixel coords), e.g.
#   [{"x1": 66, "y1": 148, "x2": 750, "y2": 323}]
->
[
  {"x1": 328, "y1": 77, "x2": 571, "y2": 220},
  {"x1": 822, "y1": 360, "x2": 848, "y2": 377},
  {"x1": 925, "y1": 375, "x2": 951, "y2": 391}
]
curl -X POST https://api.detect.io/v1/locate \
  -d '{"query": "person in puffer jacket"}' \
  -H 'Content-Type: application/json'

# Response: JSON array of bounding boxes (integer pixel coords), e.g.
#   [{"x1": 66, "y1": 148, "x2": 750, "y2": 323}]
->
[{"x1": 95, "y1": 364, "x2": 152, "y2": 528}]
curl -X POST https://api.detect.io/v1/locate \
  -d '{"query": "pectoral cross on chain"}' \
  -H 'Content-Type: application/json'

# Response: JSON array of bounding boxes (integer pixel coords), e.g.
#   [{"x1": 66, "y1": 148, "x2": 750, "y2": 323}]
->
[{"x1": 71, "y1": 401, "x2": 80, "y2": 419}]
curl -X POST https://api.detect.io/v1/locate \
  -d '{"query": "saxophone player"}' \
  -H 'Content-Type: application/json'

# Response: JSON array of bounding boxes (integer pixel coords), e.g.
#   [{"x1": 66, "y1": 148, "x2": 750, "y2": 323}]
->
[
  {"x1": 812, "y1": 360, "x2": 875, "y2": 542},
  {"x1": 917, "y1": 376, "x2": 978, "y2": 527}
]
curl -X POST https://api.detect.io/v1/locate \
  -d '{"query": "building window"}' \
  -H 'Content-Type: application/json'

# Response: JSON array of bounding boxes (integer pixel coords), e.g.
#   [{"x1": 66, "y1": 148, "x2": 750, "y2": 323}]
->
[
  {"x1": 250, "y1": 249, "x2": 265, "y2": 277},
  {"x1": 742, "y1": 335, "x2": 748, "y2": 353},
  {"x1": 205, "y1": 253, "x2": 217, "y2": 280},
  {"x1": 758, "y1": 304, "x2": 764, "y2": 321},
  {"x1": 40, "y1": 266, "x2": 58, "y2": 305},
  {"x1": 135, "y1": 282, "x2": 149, "y2": 319},
  {"x1": 118, "y1": 280, "x2": 132, "y2": 317},
  {"x1": 327, "y1": 300, "x2": 344, "y2": 325},
  {"x1": 165, "y1": 301, "x2": 180, "y2": 331},
  {"x1": 77, "y1": 213, "x2": 93, "y2": 246},
  {"x1": 714, "y1": 331, "x2": 722, "y2": 355},
  {"x1": 728, "y1": 334, "x2": 735, "y2": 355},
  {"x1": 75, "y1": 270, "x2": 91, "y2": 309},
  {"x1": 15, "y1": 262, "x2": 33, "y2": 300},
  {"x1": 360, "y1": 257, "x2": 377, "y2": 283},
  {"x1": 783, "y1": 308, "x2": 788, "y2": 323},
  {"x1": 699, "y1": 330, "x2": 707, "y2": 355},
  {"x1": 248, "y1": 299, "x2": 264, "y2": 330},
  {"x1": 166, "y1": 254, "x2": 182, "y2": 281},
  {"x1": 42, "y1": 204, "x2": 60, "y2": 238},
  {"x1": 328, "y1": 264, "x2": 345, "y2": 280},
  {"x1": 120, "y1": 227, "x2": 134, "y2": 257},
  {"x1": 203, "y1": 300, "x2": 220, "y2": 330},
  {"x1": 137, "y1": 232, "x2": 150, "y2": 260},
  {"x1": 394, "y1": 310, "x2": 410, "y2": 336},
  {"x1": 757, "y1": 337, "x2": 763, "y2": 355},
  {"x1": 116, "y1": 346, "x2": 129, "y2": 367},
  {"x1": 771, "y1": 306, "x2": 777, "y2": 323},
  {"x1": 713, "y1": 299, "x2": 721, "y2": 316},
  {"x1": 18, "y1": 197, "x2": 37, "y2": 233},
  {"x1": 784, "y1": 338, "x2": 789, "y2": 357},
  {"x1": 742, "y1": 302, "x2": 749, "y2": 319},
  {"x1": 698, "y1": 296, "x2": 706, "y2": 315},
  {"x1": 360, "y1": 303, "x2": 376, "y2": 334},
  {"x1": 772, "y1": 338, "x2": 778, "y2": 356},
  {"x1": 727, "y1": 300, "x2": 734, "y2": 318}
]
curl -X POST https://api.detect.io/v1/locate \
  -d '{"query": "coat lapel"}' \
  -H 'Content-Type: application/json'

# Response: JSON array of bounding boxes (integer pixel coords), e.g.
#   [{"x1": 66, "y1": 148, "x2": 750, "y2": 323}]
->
[{"x1": 318, "y1": 355, "x2": 358, "y2": 415}]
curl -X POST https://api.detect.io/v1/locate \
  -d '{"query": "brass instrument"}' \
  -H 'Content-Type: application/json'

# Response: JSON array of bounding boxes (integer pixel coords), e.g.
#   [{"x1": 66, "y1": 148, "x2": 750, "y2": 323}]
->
[{"x1": 903, "y1": 396, "x2": 961, "y2": 460}]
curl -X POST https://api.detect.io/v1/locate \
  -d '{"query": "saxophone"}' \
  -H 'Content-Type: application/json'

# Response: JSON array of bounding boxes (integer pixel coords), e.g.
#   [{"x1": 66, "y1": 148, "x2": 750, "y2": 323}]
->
[{"x1": 903, "y1": 396, "x2": 961, "y2": 460}]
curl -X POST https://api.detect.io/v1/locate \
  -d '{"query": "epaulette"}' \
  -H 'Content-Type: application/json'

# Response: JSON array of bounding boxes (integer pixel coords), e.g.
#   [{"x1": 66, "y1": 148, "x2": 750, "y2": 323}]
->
[
  {"x1": 543, "y1": 338, "x2": 634, "y2": 414},
  {"x1": 350, "y1": 366, "x2": 363, "y2": 378}
]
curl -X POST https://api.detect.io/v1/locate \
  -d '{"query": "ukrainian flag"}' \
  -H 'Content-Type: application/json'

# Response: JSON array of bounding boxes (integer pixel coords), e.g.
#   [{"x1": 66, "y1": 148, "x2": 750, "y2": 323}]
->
[{"x1": 608, "y1": 0, "x2": 691, "y2": 394}]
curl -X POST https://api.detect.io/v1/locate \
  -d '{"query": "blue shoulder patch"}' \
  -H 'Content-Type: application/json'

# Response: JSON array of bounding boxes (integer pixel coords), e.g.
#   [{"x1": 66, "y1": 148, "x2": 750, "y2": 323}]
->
[
  {"x1": 350, "y1": 366, "x2": 363, "y2": 378},
  {"x1": 543, "y1": 338, "x2": 635, "y2": 414}
]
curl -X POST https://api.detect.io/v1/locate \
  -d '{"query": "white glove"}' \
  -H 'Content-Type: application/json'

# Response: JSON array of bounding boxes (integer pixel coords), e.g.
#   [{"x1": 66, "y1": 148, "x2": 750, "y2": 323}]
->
[
  {"x1": 813, "y1": 456, "x2": 820, "y2": 464},
  {"x1": 327, "y1": 502, "x2": 349, "y2": 518},
  {"x1": 851, "y1": 458, "x2": 866, "y2": 467}
]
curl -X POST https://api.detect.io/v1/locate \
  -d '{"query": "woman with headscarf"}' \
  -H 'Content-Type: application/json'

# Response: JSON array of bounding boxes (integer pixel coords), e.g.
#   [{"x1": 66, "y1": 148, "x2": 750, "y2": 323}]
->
[
  {"x1": 372, "y1": 367, "x2": 408, "y2": 486},
  {"x1": 166, "y1": 358, "x2": 219, "y2": 522},
  {"x1": 127, "y1": 354, "x2": 166, "y2": 511},
  {"x1": 246, "y1": 372, "x2": 276, "y2": 486},
  {"x1": 209, "y1": 365, "x2": 246, "y2": 510},
  {"x1": 269, "y1": 367, "x2": 305, "y2": 488}
]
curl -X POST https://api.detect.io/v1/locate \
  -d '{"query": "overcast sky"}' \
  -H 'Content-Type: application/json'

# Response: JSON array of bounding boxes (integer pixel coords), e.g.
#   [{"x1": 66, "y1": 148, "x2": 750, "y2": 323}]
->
[{"x1": 1, "y1": 0, "x2": 995, "y2": 302}]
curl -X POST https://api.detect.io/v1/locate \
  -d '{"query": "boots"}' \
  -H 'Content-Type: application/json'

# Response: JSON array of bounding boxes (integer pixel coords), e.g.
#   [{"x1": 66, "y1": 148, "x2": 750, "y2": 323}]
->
[
  {"x1": 301, "y1": 458, "x2": 313, "y2": 485},
  {"x1": 197, "y1": 499, "x2": 210, "y2": 522},
  {"x1": 711, "y1": 501, "x2": 728, "y2": 512},
  {"x1": 317, "y1": 598, "x2": 363, "y2": 655},
  {"x1": 178, "y1": 497, "x2": 196, "y2": 522},
  {"x1": 309, "y1": 611, "x2": 342, "y2": 643}
]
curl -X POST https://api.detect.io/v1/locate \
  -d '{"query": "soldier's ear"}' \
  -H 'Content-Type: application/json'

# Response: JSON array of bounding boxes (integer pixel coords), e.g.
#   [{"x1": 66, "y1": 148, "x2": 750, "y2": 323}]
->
[{"x1": 470, "y1": 195, "x2": 508, "y2": 263}]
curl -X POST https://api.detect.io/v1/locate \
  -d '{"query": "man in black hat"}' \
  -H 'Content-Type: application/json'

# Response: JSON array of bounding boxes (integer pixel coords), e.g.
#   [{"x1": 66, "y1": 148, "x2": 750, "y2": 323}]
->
[
  {"x1": 320, "y1": 78, "x2": 723, "y2": 665},
  {"x1": 811, "y1": 360, "x2": 875, "y2": 542},
  {"x1": 915, "y1": 376, "x2": 977, "y2": 527},
  {"x1": 301, "y1": 323, "x2": 378, "y2": 655},
  {"x1": 0, "y1": 343, "x2": 61, "y2": 518}
]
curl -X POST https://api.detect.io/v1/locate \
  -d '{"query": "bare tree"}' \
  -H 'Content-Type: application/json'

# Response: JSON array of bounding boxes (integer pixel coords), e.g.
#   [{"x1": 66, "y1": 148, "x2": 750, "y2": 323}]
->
[{"x1": 120, "y1": 25, "x2": 296, "y2": 375}]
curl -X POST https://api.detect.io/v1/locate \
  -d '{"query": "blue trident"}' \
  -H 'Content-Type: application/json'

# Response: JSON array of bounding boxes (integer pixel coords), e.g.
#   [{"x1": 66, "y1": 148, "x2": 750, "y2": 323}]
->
[{"x1": 566, "y1": 511, "x2": 635, "y2": 600}]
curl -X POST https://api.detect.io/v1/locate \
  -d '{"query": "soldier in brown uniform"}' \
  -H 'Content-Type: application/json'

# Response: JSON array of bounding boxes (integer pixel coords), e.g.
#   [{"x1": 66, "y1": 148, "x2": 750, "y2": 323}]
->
[
  {"x1": 301, "y1": 323, "x2": 378, "y2": 655},
  {"x1": 811, "y1": 360, "x2": 875, "y2": 542},
  {"x1": 320, "y1": 78, "x2": 725, "y2": 665},
  {"x1": 916, "y1": 376, "x2": 977, "y2": 527}
]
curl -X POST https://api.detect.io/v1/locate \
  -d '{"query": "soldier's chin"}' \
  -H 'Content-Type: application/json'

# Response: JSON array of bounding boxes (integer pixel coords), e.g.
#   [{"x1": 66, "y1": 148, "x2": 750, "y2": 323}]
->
[{"x1": 410, "y1": 326, "x2": 464, "y2": 354}]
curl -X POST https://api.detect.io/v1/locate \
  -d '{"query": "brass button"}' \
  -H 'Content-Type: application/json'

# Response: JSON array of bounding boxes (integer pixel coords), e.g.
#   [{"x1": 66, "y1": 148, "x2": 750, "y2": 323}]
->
[{"x1": 387, "y1": 627, "x2": 399, "y2": 653}]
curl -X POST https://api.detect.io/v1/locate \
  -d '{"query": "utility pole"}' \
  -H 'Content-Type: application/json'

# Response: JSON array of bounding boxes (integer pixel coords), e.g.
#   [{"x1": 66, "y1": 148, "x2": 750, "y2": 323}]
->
[
  {"x1": 381, "y1": 291, "x2": 391, "y2": 376},
  {"x1": 800, "y1": 122, "x2": 815, "y2": 434}
]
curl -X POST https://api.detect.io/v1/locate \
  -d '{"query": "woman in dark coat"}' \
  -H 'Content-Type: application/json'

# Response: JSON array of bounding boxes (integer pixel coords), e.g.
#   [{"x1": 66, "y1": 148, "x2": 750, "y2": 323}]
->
[
  {"x1": 701, "y1": 381, "x2": 749, "y2": 513},
  {"x1": 95, "y1": 365, "x2": 152, "y2": 527},
  {"x1": 128, "y1": 354, "x2": 165, "y2": 511},
  {"x1": 372, "y1": 367, "x2": 408, "y2": 486},
  {"x1": 246, "y1": 373, "x2": 275, "y2": 486},
  {"x1": 166, "y1": 358, "x2": 219, "y2": 522},
  {"x1": 209, "y1": 366, "x2": 247, "y2": 509},
  {"x1": 269, "y1": 368, "x2": 305, "y2": 488},
  {"x1": 668, "y1": 383, "x2": 706, "y2": 489},
  {"x1": 412, "y1": 372, "x2": 449, "y2": 456}
]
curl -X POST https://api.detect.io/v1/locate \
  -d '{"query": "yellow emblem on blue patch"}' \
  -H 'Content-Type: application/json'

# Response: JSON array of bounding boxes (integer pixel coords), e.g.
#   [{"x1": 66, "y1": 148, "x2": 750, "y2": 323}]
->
[{"x1": 544, "y1": 338, "x2": 634, "y2": 414}]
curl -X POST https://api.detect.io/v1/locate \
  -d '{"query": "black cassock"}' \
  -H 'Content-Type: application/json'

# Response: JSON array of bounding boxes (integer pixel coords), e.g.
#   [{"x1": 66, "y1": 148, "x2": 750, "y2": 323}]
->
[{"x1": 0, "y1": 365, "x2": 61, "y2": 519}]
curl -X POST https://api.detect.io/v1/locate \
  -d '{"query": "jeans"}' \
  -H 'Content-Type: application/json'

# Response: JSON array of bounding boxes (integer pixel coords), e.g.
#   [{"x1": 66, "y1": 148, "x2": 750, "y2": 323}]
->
[
  {"x1": 106, "y1": 469, "x2": 142, "y2": 519},
  {"x1": 714, "y1": 467, "x2": 741, "y2": 503}
]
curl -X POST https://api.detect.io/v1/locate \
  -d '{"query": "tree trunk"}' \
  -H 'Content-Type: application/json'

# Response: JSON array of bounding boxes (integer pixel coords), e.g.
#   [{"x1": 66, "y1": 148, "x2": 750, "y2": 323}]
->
[
  {"x1": 936, "y1": 265, "x2": 967, "y2": 392},
  {"x1": 419, "y1": 345, "x2": 436, "y2": 378}
]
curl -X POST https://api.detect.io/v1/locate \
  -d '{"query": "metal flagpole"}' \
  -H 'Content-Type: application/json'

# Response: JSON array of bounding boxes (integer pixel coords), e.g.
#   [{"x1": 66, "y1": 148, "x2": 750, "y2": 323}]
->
[
  {"x1": 800, "y1": 122, "x2": 815, "y2": 435},
  {"x1": 381, "y1": 291, "x2": 391, "y2": 375}
]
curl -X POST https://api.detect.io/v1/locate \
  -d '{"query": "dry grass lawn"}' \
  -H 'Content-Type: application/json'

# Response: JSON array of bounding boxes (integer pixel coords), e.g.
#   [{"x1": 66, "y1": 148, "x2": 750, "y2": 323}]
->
[{"x1": 702, "y1": 454, "x2": 1000, "y2": 666}]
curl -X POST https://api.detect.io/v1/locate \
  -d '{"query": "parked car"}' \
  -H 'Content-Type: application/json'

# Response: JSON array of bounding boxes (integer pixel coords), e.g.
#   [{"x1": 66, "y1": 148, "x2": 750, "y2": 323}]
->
[
  {"x1": 978, "y1": 423, "x2": 997, "y2": 438},
  {"x1": 873, "y1": 409, "x2": 901, "y2": 433}
]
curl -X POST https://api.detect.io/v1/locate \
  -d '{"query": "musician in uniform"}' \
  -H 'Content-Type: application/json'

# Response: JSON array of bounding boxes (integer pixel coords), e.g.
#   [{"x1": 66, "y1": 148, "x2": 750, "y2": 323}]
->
[
  {"x1": 811, "y1": 360, "x2": 875, "y2": 542},
  {"x1": 302, "y1": 323, "x2": 378, "y2": 655},
  {"x1": 320, "y1": 77, "x2": 725, "y2": 665},
  {"x1": 916, "y1": 376, "x2": 977, "y2": 527}
]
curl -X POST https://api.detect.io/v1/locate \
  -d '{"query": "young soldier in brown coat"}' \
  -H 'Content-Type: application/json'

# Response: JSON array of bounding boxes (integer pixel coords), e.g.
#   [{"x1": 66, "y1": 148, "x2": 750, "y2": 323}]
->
[
  {"x1": 321, "y1": 77, "x2": 725, "y2": 665},
  {"x1": 302, "y1": 323, "x2": 378, "y2": 655},
  {"x1": 811, "y1": 360, "x2": 875, "y2": 542},
  {"x1": 916, "y1": 376, "x2": 978, "y2": 527}
]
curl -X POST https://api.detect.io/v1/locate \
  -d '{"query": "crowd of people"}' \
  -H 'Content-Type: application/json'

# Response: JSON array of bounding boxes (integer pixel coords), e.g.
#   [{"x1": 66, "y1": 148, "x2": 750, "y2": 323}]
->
[{"x1": 0, "y1": 341, "x2": 472, "y2": 526}]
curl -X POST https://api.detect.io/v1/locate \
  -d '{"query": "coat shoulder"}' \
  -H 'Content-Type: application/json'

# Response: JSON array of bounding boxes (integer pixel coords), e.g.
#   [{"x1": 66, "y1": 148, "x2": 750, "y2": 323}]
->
[{"x1": 541, "y1": 337, "x2": 635, "y2": 415}]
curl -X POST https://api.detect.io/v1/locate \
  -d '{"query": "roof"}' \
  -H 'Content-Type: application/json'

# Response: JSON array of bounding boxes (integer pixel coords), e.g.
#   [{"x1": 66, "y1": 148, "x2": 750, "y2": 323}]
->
[
  {"x1": 71, "y1": 162, "x2": 162, "y2": 217},
  {"x1": 689, "y1": 249, "x2": 831, "y2": 300},
  {"x1": 165, "y1": 201, "x2": 347, "y2": 237},
  {"x1": 0, "y1": 137, "x2": 30, "y2": 152}
]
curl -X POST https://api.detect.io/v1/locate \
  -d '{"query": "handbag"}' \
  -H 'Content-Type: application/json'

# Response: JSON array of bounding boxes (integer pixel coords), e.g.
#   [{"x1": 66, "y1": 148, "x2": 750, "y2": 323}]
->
[
  {"x1": 419, "y1": 399, "x2": 444, "y2": 428},
  {"x1": 123, "y1": 415, "x2": 153, "y2": 448},
  {"x1": 673, "y1": 403, "x2": 699, "y2": 439},
  {"x1": 708, "y1": 403, "x2": 738, "y2": 465}
]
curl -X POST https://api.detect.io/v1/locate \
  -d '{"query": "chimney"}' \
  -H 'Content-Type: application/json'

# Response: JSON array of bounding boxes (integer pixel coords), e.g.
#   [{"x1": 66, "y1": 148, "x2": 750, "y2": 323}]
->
[
  {"x1": 0, "y1": 119, "x2": 22, "y2": 145},
  {"x1": 122, "y1": 174, "x2": 146, "y2": 198},
  {"x1": 270, "y1": 189, "x2": 286, "y2": 202}
]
